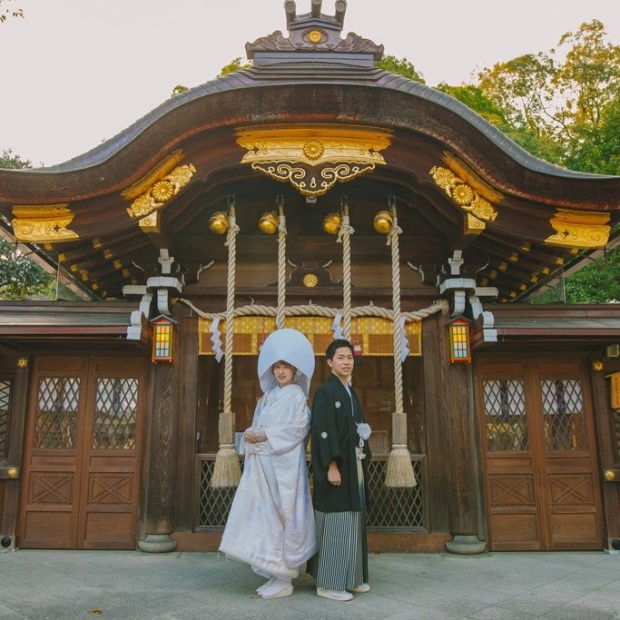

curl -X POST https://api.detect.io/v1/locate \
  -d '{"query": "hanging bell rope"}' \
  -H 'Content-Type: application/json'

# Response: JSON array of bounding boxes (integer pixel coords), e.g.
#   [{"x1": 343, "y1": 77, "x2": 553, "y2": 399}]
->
[
  {"x1": 212, "y1": 196, "x2": 242, "y2": 488},
  {"x1": 385, "y1": 196, "x2": 417, "y2": 488},
  {"x1": 337, "y1": 196, "x2": 354, "y2": 340},
  {"x1": 276, "y1": 195, "x2": 287, "y2": 330}
]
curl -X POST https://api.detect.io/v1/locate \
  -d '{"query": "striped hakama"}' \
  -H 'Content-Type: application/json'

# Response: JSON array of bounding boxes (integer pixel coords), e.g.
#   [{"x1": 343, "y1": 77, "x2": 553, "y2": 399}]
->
[{"x1": 308, "y1": 447, "x2": 369, "y2": 590}]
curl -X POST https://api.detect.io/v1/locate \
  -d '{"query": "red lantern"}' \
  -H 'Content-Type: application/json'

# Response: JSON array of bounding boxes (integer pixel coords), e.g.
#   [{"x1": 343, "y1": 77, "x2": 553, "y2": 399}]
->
[
  {"x1": 447, "y1": 317, "x2": 471, "y2": 364},
  {"x1": 150, "y1": 315, "x2": 177, "y2": 363}
]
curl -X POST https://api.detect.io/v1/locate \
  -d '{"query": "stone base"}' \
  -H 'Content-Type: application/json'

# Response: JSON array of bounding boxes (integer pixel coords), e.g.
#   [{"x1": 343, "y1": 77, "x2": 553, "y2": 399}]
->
[
  {"x1": 0, "y1": 535, "x2": 16, "y2": 552},
  {"x1": 604, "y1": 538, "x2": 620, "y2": 555},
  {"x1": 138, "y1": 534, "x2": 178, "y2": 553},
  {"x1": 445, "y1": 535, "x2": 486, "y2": 555}
]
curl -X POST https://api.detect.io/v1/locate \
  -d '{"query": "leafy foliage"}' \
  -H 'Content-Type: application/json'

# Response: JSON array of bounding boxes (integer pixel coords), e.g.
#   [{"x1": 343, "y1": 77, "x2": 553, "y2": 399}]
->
[
  {"x1": 377, "y1": 55, "x2": 425, "y2": 83},
  {"x1": 218, "y1": 57, "x2": 252, "y2": 76},
  {"x1": 0, "y1": 148, "x2": 31, "y2": 169},
  {"x1": 0, "y1": 150, "x2": 54, "y2": 299},
  {"x1": 0, "y1": 237, "x2": 54, "y2": 300},
  {"x1": 378, "y1": 23, "x2": 620, "y2": 304}
]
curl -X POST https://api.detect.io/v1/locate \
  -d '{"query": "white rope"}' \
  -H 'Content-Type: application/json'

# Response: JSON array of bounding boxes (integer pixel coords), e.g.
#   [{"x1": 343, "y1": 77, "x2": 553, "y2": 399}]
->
[
  {"x1": 388, "y1": 200, "x2": 404, "y2": 413},
  {"x1": 179, "y1": 298, "x2": 448, "y2": 323},
  {"x1": 337, "y1": 198, "x2": 354, "y2": 340},
  {"x1": 276, "y1": 198, "x2": 287, "y2": 330},
  {"x1": 212, "y1": 198, "x2": 241, "y2": 488},
  {"x1": 223, "y1": 202, "x2": 238, "y2": 415}
]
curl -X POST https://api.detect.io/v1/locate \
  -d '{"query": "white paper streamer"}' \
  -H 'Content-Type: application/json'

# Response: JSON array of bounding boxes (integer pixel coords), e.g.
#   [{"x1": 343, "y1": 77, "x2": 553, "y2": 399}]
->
[
  {"x1": 209, "y1": 316, "x2": 223, "y2": 362},
  {"x1": 331, "y1": 313, "x2": 344, "y2": 340},
  {"x1": 399, "y1": 316, "x2": 409, "y2": 363}
]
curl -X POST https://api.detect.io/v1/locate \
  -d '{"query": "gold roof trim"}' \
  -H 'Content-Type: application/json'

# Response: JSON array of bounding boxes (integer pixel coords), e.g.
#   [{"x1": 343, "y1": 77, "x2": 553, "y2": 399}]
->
[
  {"x1": 441, "y1": 152, "x2": 504, "y2": 204},
  {"x1": 121, "y1": 149, "x2": 185, "y2": 200},
  {"x1": 429, "y1": 165, "x2": 498, "y2": 224},
  {"x1": 545, "y1": 209, "x2": 611, "y2": 248},
  {"x1": 11, "y1": 204, "x2": 79, "y2": 243},
  {"x1": 236, "y1": 124, "x2": 392, "y2": 197},
  {"x1": 126, "y1": 163, "x2": 196, "y2": 219}
]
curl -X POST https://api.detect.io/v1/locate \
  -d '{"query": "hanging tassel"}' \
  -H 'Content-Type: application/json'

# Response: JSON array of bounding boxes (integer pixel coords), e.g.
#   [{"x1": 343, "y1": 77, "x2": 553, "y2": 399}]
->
[
  {"x1": 211, "y1": 442, "x2": 241, "y2": 488},
  {"x1": 385, "y1": 443, "x2": 417, "y2": 488}
]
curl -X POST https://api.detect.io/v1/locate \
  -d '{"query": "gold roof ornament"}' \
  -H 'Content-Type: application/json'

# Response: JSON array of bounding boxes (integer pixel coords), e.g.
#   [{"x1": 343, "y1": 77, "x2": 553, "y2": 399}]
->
[
  {"x1": 545, "y1": 209, "x2": 611, "y2": 248},
  {"x1": 430, "y1": 165, "x2": 498, "y2": 227},
  {"x1": 236, "y1": 124, "x2": 392, "y2": 198},
  {"x1": 12, "y1": 204, "x2": 79, "y2": 243},
  {"x1": 123, "y1": 150, "x2": 196, "y2": 219}
]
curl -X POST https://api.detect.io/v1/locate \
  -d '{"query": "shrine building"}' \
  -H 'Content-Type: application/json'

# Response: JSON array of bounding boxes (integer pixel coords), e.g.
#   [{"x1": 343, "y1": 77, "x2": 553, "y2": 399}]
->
[{"x1": 0, "y1": 0, "x2": 619, "y2": 554}]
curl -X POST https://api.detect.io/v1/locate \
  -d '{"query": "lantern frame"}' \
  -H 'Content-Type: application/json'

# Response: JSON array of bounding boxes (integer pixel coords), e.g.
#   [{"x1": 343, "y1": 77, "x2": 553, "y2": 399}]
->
[
  {"x1": 446, "y1": 317, "x2": 472, "y2": 364},
  {"x1": 150, "y1": 314, "x2": 177, "y2": 363}
]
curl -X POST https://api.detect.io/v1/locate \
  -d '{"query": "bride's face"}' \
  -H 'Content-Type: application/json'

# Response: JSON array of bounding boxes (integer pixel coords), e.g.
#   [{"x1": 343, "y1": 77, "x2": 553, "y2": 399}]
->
[{"x1": 272, "y1": 361, "x2": 296, "y2": 387}]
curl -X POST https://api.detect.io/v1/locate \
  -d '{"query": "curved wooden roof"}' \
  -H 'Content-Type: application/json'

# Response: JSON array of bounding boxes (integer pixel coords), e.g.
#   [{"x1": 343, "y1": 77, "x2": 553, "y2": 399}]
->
[{"x1": 0, "y1": 1, "x2": 618, "y2": 303}]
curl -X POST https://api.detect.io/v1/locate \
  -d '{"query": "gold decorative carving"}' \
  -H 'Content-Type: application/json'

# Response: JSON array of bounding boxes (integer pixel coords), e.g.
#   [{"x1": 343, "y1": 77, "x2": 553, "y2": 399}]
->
[
  {"x1": 126, "y1": 163, "x2": 196, "y2": 219},
  {"x1": 306, "y1": 29, "x2": 323, "y2": 44},
  {"x1": 464, "y1": 213, "x2": 485, "y2": 235},
  {"x1": 139, "y1": 211, "x2": 160, "y2": 233},
  {"x1": 121, "y1": 149, "x2": 185, "y2": 200},
  {"x1": 441, "y1": 152, "x2": 504, "y2": 204},
  {"x1": 430, "y1": 166, "x2": 498, "y2": 222},
  {"x1": 236, "y1": 125, "x2": 391, "y2": 197},
  {"x1": 545, "y1": 210, "x2": 610, "y2": 248},
  {"x1": 303, "y1": 273, "x2": 319, "y2": 288},
  {"x1": 11, "y1": 205, "x2": 79, "y2": 243},
  {"x1": 17, "y1": 357, "x2": 28, "y2": 368}
]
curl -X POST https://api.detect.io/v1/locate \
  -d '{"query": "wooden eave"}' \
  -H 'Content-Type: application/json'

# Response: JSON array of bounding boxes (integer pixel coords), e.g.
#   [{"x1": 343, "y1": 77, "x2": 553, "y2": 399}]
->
[
  {"x1": 473, "y1": 303, "x2": 620, "y2": 350},
  {"x1": 0, "y1": 301, "x2": 148, "y2": 347}
]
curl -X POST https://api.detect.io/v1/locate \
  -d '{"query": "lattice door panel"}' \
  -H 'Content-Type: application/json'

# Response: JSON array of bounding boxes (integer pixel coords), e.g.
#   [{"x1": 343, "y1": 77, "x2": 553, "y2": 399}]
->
[
  {"x1": 18, "y1": 356, "x2": 145, "y2": 550},
  {"x1": 477, "y1": 358, "x2": 604, "y2": 551}
]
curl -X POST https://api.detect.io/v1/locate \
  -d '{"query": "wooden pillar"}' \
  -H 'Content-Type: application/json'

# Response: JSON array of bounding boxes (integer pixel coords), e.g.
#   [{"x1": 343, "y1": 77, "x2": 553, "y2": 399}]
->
[
  {"x1": 0, "y1": 353, "x2": 30, "y2": 550},
  {"x1": 138, "y1": 357, "x2": 179, "y2": 553},
  {"x1": 591, "y1": 354, "x2": 620, "y2": 552},
  {"x1": 440, "y1": 321, "x2": 486, "y2": 554},
  {"x1": 422, "y1": 316, "x2": 451, "y2": 534},
  {"x1": 174, "y1": 311, "x2": 199, "y2": 531}
]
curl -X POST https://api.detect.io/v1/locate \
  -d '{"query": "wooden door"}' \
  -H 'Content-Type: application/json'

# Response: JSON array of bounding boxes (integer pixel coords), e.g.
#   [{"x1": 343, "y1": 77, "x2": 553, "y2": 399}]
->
[
  {"x1": 477, "y1": 357, "x2": 604, "y2": 551},
  {"x1": 18, "y1": 356, "x2": 146, "y2": 549}
]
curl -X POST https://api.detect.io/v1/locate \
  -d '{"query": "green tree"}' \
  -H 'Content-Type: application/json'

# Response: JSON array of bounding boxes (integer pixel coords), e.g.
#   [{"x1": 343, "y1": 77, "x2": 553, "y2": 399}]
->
[
  {"x1": 377, "y1": 55, "x2": 425, "y2": 83},
  {"x1": 0, "y1": 150, "x2": 54, "y2": 299},
  {"x1": 0, "y1": 148, "x2": 31, "y2": 169},
  {"x1": 0, "y1": 237, "x2": 54, "y2": 300},
  {"x1": 475, "y1": 20, "x2": 620, "y2": 173},
  {"x1": 218, "y1": 57, "x2": 252, "y2": 76}
]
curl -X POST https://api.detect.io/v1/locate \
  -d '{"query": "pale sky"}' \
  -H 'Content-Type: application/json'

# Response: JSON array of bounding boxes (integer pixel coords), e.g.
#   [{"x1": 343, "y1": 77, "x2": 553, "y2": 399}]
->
[{"x1": 2, "y1": 0, "x2": 619, "y2": 167}]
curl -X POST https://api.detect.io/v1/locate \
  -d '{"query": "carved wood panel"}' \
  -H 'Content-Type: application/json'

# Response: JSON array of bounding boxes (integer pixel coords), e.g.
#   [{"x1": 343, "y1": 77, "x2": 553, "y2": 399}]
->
[
  {"x1": 18, "y1": 356, "x2": 145, "y2": 549},
  {"x1": 477, "y1": 357, "x2": 603, "y2": 551}
]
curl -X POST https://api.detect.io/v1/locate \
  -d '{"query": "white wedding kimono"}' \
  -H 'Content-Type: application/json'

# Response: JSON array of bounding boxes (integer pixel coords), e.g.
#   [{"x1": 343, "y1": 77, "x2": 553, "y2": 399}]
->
[{"x1": 219, "y1": 383, "x2": 317, "y2": 580}]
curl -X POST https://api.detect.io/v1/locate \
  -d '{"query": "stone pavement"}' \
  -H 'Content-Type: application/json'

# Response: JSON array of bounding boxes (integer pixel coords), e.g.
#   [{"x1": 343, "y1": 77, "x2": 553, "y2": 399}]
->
[{"x1": 0, "y1": 549, "x2": 619, "y2": 619}]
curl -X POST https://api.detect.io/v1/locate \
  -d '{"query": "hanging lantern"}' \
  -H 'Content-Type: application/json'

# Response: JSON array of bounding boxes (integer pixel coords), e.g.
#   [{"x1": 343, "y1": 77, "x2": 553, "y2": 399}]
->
[
  {"x1": 353, "y1": 341, "x2": 363, "y2": 366},
  {"x1": 322, "y1": 212, "x2": 342, "y2": 235},
  {"x1": 150, "y1": 315, "x2": 177, "y2": 363},
  {"x1": 447, "y1": 317, "x2": 472, "y2": 364},
  {"x1": 258, "y1": 211, "x2": 279, "y2": 235}
]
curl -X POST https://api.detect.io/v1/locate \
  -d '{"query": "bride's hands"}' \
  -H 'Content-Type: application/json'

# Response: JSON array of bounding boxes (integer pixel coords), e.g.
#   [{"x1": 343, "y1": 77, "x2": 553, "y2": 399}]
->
[{"x1": 245, "y1": 429, "x2": 267, "y2": 444}]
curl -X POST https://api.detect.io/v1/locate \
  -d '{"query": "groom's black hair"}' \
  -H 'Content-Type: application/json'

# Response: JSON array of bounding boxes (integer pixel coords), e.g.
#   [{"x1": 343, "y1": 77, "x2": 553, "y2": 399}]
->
[{"x1": 325, "y1": 339, "x2": 354, "y2": 360}]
